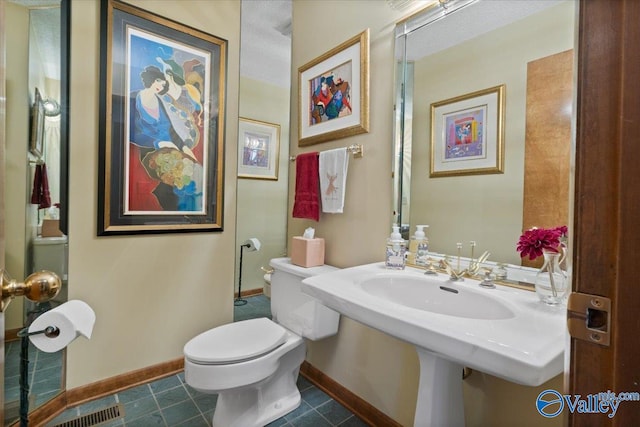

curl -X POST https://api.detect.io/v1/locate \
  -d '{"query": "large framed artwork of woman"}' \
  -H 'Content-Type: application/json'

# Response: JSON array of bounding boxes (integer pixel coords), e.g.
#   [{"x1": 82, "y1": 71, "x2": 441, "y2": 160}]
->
[{"x1": 98, "y1": 0, "x2": 227, "y2": 235}]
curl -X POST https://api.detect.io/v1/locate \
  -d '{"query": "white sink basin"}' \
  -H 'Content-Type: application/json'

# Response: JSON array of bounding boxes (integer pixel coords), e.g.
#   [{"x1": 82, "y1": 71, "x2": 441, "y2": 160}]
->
[
  {"x1": 360, "y1": 275, "x2": 515, "y2": 320},
  {"x1": 302, "y1": 263, "x2": 566, "y2": 427}
]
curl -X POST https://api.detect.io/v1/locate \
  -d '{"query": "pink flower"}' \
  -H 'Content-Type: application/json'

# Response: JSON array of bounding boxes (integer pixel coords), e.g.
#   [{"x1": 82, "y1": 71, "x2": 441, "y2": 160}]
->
[
  {"x1": 516, "y1": 226, "x2": 567, "y2": 260},
  {"x1": 553, "y1": 225, "x2": 567, "y2": 237}
]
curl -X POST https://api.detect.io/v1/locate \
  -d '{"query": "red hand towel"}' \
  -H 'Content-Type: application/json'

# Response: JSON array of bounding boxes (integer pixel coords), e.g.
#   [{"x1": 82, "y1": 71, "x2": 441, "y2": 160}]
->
[
  {"x1": 30, "y1": 163, "x2": 52, "y2": 209},
  {"x1": 30, "y1": 164, "x2": 42, "y2": 205},
  {"x1": 292, "y1": 152, "x2": 320, "y2": 221},
  {"x1": 39, "y1": 164, "x2": 52, "y2": 209}
]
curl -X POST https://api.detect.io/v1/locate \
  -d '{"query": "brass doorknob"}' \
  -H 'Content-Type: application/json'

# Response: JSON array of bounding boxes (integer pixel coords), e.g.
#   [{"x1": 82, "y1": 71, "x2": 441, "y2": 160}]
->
[{"x1": 1, "y1": 269, "x2": 62, "y2": 312}]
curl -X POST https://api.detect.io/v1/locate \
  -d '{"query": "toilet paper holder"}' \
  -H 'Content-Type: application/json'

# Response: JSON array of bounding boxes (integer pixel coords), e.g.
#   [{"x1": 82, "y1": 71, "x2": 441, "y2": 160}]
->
[
  {"x1": 1, "y1": 269, "x2": 61, "y2": 312},
  {"x1": 17, "y1": 325, "x2": 60, "y2": 338}
]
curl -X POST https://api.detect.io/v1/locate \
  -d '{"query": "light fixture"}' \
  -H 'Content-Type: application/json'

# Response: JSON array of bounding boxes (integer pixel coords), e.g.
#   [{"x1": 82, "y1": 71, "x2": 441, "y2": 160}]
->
[
  {"x1": 395, "y1": 0, "x2": 478, "y2": 37},
  {"x1": 235, "y1": 238, "x2": 261, "y2": 306},
  {"x1": 42, "y1": 98, "x2": 61, "y2": 117},
  {"x1": 387, "y1": 0, "x2": 414, "y2": 10}
]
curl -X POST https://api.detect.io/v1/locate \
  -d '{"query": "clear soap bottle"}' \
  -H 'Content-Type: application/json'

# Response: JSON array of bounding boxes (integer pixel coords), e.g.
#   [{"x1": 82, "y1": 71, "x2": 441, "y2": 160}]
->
[
  {"x1": 385, "y1": 224, "x2": 406, "y2": 270},
  {"x1": 409, "y1": 225, "x2": 429, "y2": 267}
]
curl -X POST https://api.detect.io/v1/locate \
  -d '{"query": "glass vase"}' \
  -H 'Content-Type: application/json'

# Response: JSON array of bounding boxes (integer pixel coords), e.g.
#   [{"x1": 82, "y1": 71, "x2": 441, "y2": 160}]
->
[{"x1": 535, "y1": 250, "x2": 568, "y2": 305}]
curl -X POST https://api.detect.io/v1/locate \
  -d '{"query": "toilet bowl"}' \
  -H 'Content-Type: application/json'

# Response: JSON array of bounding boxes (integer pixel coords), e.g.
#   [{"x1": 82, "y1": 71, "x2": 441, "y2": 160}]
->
[{"x1": 184, "y1": 258, "x2": 339, "y2": 427}]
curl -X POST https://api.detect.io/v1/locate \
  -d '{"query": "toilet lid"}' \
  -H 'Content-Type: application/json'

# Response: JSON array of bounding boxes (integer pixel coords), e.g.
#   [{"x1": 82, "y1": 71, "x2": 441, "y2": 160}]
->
[{"x1": 184, "y1": 317, "x2": 288, "y2": 364}]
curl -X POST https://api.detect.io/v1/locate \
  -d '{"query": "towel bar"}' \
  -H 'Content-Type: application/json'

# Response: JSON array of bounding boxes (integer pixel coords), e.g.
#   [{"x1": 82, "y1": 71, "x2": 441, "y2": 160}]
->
[{"x1": 290, "y1": 144, "x2": 363, "y2": 162}]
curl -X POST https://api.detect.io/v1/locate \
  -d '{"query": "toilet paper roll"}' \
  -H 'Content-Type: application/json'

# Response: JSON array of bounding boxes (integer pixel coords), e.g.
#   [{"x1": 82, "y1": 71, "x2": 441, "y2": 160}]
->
[
  {"x1": 243, "y1": 237, "x2": 261, "y2": 252},
  {"x1": 28, "y1": 300, "x2": 96, "y2": 353}
]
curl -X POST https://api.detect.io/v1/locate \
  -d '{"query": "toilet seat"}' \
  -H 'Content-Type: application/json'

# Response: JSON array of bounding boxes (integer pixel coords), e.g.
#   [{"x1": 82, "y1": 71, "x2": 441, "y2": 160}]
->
[{"x1": 184, "y1": 317, "x2": 287, "y2": 365}]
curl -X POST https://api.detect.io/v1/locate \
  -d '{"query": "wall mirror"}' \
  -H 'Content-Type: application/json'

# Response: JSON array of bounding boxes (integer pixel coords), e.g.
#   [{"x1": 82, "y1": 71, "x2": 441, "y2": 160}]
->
[
  {"x1": 3, "y1": 0, "x2": 70, "y2": 424},
  {"x1": 393, "y1": 0, "x2": 576, "y2": 271},
  {"x1": 234, "y1": 0, "x2": 291, "y2": 306}
]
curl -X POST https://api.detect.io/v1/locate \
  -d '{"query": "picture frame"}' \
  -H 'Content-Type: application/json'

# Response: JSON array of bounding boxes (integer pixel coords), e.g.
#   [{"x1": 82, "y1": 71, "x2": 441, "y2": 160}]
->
[
  {"x1": 30, "y1": 88, "x2": 45, "y2": 158},
  {"x1": 98, "y1": 0, "x2": 227, "y2": 235},
  {"x1": 237, "y1": 118, "x2": 280, "y2": 180},
  {"x1": 430, "y1": 85, "x2": 505, "y2": 178},
  {"x1": 298, "y1": 29, "x2": 369, "y2": 146}
]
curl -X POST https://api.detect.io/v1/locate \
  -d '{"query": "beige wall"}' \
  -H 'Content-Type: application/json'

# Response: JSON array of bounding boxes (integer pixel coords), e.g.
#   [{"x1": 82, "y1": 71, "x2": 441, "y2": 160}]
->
[
  {"x1": 290, "y1": 1, "x2": 564, "y2": 426},
  {"x1": 65, "y1": 0, "x2": 240, "y2": 388},
  {"x1": 236, "y1": 77, "x2": 290, "y2": 292},
  {"x1": 290, "y1": 1, "x2": 418, "y2": 425},
  {"x1": 411, "y1": 2, "x2": 575, "y2": 265}
]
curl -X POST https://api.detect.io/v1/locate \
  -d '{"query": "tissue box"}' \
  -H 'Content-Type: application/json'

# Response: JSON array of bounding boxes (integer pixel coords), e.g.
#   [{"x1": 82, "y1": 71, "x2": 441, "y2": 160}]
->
[
  {"x1": 291, "y1": 237, "x2": 325, "y2": 267},
  {"x1": 41, "y1": 219, "x2": 63, "y2": 237}
]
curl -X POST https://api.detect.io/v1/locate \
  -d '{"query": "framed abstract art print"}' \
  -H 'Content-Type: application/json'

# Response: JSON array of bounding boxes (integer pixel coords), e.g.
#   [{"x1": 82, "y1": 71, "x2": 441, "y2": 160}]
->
[
  {"x1": 98, "y1": 0, "x2": 227, "y2": 235},
  {"x1": 237, "y1": 118, "x2": 280, "y2": 180},
  {"x1": 430, "y1": 85, "x2": 505, "y2": 178},
  {"x1": 298, "y1": 29, "x2": 369, "y2": 146}
]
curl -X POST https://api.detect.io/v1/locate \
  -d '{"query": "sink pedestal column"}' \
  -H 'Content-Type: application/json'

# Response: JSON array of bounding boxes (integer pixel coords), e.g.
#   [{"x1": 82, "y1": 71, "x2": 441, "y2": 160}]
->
[{"x1": 414, "y1": 347, "x2": 465, "y2": 427}]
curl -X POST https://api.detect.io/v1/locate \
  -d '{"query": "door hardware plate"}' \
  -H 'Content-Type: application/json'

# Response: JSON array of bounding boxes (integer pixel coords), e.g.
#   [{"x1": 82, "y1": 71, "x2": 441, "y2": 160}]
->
[{"x1": 567, "y1": 292, "x2": 611, "y2": 346}]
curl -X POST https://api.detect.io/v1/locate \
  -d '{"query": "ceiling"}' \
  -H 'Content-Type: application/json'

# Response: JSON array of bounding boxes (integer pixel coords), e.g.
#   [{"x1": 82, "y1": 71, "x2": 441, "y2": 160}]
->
[
  {"x1": 405, "y1": 0, "x2": 564, "y2": 60},
  {"x1": 15, "y1": 0, "x2": 293, "y2": 89},
  {"x1": 240, "y1": 0, "x2": 292, "y2": 89},
  {"x1": 10, "y1": 0, "x2": 61, "y2": 81}
]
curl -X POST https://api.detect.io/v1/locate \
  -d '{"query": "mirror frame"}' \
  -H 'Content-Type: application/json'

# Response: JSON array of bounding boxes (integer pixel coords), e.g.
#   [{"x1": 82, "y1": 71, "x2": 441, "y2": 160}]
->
[{"x1": 59, "y1": 0, "x2": 70, "y2": 235}]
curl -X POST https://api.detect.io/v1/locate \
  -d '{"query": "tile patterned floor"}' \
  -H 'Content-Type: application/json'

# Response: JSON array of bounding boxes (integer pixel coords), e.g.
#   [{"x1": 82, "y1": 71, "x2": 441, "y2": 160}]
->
[
  {"x1": 43, "y1": 295, "x2": 368, "y2": 426},
  {"x1": 233, "y1": 294, "x2": 273, "y2": 322},
  {"x1": 4, "y1": 339, "x2": 64, "y2": 425},
  {"x1": 4, "y1": 340, "x2": 62, "y2": 402},
  {"x1": 4, "y1": 301, "x2": 66, "y2": 425}
]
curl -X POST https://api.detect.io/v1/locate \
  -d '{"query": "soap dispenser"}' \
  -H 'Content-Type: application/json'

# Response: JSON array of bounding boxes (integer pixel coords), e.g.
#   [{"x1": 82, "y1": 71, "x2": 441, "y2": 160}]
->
[
  {"x1": 385, "y1": 224, "x2": 406, "y2": 270},
  {"x1": 409, "y1": 225, "x2": 430, "y2": 266}
]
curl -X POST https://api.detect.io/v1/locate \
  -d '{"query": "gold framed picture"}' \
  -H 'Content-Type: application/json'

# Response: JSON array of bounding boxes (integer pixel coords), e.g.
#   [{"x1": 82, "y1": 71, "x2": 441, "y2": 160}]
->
[
  {"x1": 298, "y1": 29, "x2": 370, "y2": 146},
  {"x1": 430, "y1": 85, "x2": 505, "y2": 177}
]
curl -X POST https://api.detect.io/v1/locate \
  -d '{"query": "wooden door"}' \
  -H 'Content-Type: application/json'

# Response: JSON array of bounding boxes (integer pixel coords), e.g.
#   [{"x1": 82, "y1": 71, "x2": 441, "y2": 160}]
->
[{"x1": 570, "y1": 0, "x2": 640, "y2": 425}]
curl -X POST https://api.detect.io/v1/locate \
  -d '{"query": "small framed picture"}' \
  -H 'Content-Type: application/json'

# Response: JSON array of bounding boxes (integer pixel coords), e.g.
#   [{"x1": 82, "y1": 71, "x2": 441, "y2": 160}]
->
[
  {"x1": 237, "y1": 118, "x2": 280, "y2": 180},
  {"x1": 30, "y1": 88, "x2": 45, "y2": 158},
  {"x1": 430, "y1": 85, "x2": 505, "y2": 177}
]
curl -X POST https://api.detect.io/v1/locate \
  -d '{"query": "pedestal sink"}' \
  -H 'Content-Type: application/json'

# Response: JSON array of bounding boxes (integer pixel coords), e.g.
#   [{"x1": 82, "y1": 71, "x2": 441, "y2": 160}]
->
[
  {"x1": 301, "y1": 263, "x2": 566, "y2": 427},
  {"x1": 360, "y1": 275, "x2": 515, "y2": 320}
]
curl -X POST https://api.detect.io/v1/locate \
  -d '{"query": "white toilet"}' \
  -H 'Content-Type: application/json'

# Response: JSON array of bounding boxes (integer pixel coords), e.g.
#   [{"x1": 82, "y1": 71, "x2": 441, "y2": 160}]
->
[{"x1": 184, "y1": 257, "x2": 340, "y2": 427}]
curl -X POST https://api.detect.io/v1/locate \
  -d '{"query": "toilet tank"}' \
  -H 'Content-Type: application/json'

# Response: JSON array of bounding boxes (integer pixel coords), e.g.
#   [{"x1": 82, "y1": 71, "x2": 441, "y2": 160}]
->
[
  {"x1": 29, "y1": 236, "x2": 69, "y2": 310},
  {"x1": 31, "y1": 236, "x2": 68, "y2": 280},
  {"x1": 269, "y1": 257, "x2": 340, "y2": 340}
]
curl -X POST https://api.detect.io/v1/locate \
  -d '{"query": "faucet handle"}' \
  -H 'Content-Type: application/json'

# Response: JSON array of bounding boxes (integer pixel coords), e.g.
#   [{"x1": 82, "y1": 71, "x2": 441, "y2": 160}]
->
[
  {"x1": 441, "y1": 259, "x2": 464, "y2": 281},
  {"x1": 423, "y1": 258, "x2": 438, "y2": 275},
  {"x1": 478, "y1": 270, "x2": 496, "y2": 289}
]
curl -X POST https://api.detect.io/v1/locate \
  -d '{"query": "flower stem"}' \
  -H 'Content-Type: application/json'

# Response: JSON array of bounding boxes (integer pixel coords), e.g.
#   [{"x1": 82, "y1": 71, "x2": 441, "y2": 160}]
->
[{"x1": 547, "y1": 262, "x2": 558, "y2": 297}]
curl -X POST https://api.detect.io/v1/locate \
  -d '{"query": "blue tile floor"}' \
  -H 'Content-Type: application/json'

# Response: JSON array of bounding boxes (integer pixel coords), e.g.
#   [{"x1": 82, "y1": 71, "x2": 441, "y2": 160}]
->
[
  {"x1": 45, "y1": 295, "x2": 368, "y2": 427},
  {"x1": 4, "y1": 339, "x2": 64, "y2": 403},
  {"x1": 4, "y1": 339, "x2": 64, "y2": 425},
  {"x1": 233, "y1": 293, "x2": 273, "y2": 322}
]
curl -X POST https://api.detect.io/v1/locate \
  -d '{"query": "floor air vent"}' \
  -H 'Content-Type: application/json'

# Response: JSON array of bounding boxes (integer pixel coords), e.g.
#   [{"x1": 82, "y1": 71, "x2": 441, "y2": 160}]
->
[{"x1": 52, "y1": 403, "x2": 124, "y2": 427}]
